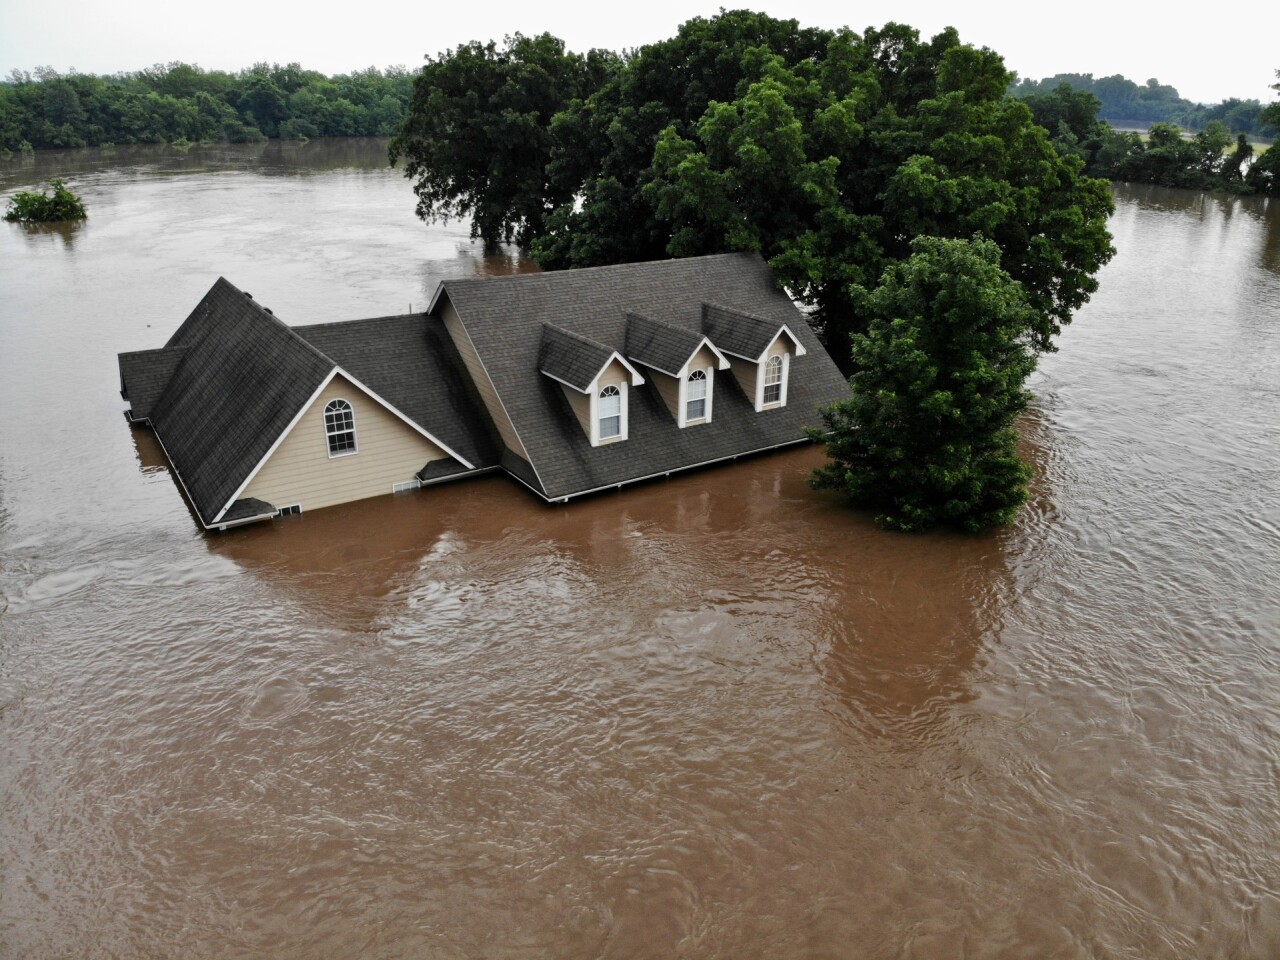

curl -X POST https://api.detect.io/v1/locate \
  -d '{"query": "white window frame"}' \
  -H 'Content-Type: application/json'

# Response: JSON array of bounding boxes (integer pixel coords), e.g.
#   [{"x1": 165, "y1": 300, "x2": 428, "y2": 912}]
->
[
  {"x1": 324, "y1": 398, "x2": 358, "y2": 458},
  {"x1": 277, "y1": 503, "x2": 302, "y2": 517},
  {"x1": 391, "y1": 479, "x2": 421, "y2": 493},
  {"x1": 678, "y1": 366, "x2": 714, "y2": 427},
  {"x1": 757, "y1": 353, "x2": 789, "y2": 411},
  {"x1": 591, "y1": 382, "x2": 627, "y2": 445}
]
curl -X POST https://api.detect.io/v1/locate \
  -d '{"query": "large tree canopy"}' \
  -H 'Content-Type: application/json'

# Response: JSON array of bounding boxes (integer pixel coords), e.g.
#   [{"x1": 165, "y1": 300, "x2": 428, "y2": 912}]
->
[
  {"x1": 389, "y1": 33, "x2": 614, "y2": 249},
  {"x1": 527, "y1": 13, "x2": 1113, "y2": 358},
  {"x1": 393, "y1": 11, "x2": 1115, "y2": 360},
  {"x1": 810, "y1": 235, "x2": 1039, "y2": 531}
]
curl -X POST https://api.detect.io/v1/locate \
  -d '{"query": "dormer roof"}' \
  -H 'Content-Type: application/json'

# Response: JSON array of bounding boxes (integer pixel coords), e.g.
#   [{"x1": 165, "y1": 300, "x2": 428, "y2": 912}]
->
[
  {"x1": 538, "y1": 323, "x2": 645, "y2": 392},
  {"x1": 701, "y1": 303, "x2": 807, "y2": 362},
  {"x1": 624, "y1": 312, "x2": 729, "y2": 377}
]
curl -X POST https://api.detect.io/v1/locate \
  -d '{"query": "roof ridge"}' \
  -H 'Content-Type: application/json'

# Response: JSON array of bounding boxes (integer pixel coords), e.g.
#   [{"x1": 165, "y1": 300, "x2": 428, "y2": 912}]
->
[{"x1": 446, "y1": 251, "x2": 759, "y2": 288}]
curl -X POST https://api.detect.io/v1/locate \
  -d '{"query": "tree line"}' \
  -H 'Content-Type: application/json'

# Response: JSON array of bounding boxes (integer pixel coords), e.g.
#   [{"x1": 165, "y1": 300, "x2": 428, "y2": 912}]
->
[
  {"x1": 1011, "y1": 73, "x2": 1276, "y2": 139},
  {"x1": 1017, "y1": 79, "x2": 1280, "y2": 194},
  {"x1": 0, "y1": 62, "x2": 415, "y2": 152}
]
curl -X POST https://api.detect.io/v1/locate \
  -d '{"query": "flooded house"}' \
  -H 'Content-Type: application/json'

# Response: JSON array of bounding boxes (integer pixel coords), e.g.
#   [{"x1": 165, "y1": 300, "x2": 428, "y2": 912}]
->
[{"x1": 117, "y1": 252, "x2": 850, "y2": 529}]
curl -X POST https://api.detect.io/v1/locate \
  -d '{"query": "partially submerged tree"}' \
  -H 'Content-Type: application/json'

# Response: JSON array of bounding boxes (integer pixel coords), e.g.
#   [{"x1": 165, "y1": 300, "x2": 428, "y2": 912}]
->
[
  {"x1": 810, "y1": 236, "x2": 1038, "y2": 532},
  {"x1": 3, "y1": 178, "x2": 87, "y2": 222},
  {"x1": 530, "y1": 17, "x2": 1114, "y2": 359}
]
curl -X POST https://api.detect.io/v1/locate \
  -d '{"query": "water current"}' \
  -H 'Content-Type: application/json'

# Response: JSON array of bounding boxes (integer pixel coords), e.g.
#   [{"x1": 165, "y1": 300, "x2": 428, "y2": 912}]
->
[{"x1": 1, "y1": 139, "x2": 1277, "y2": 958}]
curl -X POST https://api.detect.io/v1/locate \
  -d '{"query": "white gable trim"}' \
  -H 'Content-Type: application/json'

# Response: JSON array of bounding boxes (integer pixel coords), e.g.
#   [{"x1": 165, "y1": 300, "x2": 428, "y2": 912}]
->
[
  {"x1": 598, "y1": 351, "x2": 646, "y2": 388},
  {"x1": 211, "y1": 366, "x2": 475, "y2": 523},
  {"x1": 764, "y1": 325, "x2": 807, "y2": 359},
  {"x1": 334, "y1": 365, "x2": 475, "y2": 470},
  {"x1": 212, "y1": 368, "x2": 338, "y2": 523},
  {"x1": 633, "y1": 337, "x2": 732, "y2": 379}
]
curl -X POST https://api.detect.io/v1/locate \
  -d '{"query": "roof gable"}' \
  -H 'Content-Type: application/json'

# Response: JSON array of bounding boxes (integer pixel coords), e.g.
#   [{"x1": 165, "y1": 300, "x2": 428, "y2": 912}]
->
[
  {"x1": 539, "y1": 324, "x2": 644, "y2": 392},
  {"x1": 146, "y1": 278, "x2": 337, "y2": 525},
  {"x1": 292, "y1": 313, "x2": 500, "y2": 472},
  {"x1": 624, "y1": 312, "x2": 729, "y2": 377},
  {"x1": 701, "y1": 303, "x2": 806, "y2": 361}
]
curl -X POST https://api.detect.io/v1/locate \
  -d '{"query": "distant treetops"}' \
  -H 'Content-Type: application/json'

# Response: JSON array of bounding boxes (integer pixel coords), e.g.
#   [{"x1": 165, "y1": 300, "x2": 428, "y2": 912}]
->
[{"x1": 3, "y1": 178, "x2": 87, "y2": 223}]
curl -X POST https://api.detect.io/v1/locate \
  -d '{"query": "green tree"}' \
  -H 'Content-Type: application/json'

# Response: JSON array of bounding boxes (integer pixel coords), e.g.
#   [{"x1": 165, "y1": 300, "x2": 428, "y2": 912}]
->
[
  {"x1": 810, "y1": 236, "x2": 1038, "y2": 531},
  {"x1": 1247, "y1": 70, "x2": 1280, "y2": 194},
  {"x1": 551, "y1": 17, "x2": 1113, "y2": 359},
  {"x1": 4, "y1": 178, "x2": 88, "y2": 222},
  {"x1": 389, "y1": 33, "x2": 610, "y2": 250}
]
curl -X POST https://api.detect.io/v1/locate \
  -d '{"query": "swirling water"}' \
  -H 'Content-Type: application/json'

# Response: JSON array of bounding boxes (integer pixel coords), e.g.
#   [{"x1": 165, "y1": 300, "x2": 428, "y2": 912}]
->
[{"x1": 1, "y1": 143, "x2": 1277, "y2": 958}]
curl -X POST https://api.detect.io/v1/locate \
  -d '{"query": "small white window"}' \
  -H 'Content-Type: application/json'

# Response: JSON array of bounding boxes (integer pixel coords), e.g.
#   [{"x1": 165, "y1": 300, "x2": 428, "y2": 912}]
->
[
  {"x1": 763, "y1": 356, "x2": 784, "y2": 406},
  {"x1": 277, "y1": 503, "x2": 302, "y2": 517},
  {"x1": 325, "y1": 399, "x2": 357, "y2": 456},
  {"x1": 599, "y1": 385, "x2": 622, "y2": 440},
  {"x1": 391, "y1": 479, "x2": 421, "y2": 493},
  {"x1": 686, "y1": 370, "x2": 707, "y2": 421}
]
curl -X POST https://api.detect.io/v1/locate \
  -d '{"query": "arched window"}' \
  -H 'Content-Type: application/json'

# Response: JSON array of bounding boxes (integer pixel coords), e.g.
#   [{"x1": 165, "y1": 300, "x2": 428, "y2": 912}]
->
[
  {"x1": 763, "y1": 356, "x2": 784, "y2": 405},
  {"x1": 598, "y1": 385, "x2": 622, "y2": 440},
  {"x1": 686, "y1": 369, "x2": 708, "y2": 421},
  {"x1": 324, "y1": 399, "x2": 357, "y2": 456}
]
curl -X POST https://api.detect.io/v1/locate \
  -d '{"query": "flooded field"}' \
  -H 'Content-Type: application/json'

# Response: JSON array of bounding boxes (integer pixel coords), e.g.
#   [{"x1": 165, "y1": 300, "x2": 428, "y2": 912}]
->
[{"x1": 1, "y1": 140, "x2": 1277, "y2": 958}]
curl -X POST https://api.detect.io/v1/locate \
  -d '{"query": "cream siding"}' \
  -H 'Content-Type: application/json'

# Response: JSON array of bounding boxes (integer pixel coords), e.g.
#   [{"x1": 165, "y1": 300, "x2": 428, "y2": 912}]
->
[
  {"x1": 767, "y1": 337, "x2": 791, "y2": 360},
  {"x1": 597, "y1": 359, "x2": 631, "y2": 391},
  {"x1": 439, "y1": 297, "x2": 530, "y2": 460},
  {"x1": 243, "y1": 374, "x2": 449, "y2": 512},
  {"x1": 651, "y1": 370, "x2": 681, "y2": 419},
  {"x1": 728, "y1": 355, "x2": 758, "y2": 402},
  {"x1": 688, "y1": 344, "x2": 720, "y2": 372},
  {"x1": 562, "y1": 383, "x2": 592, "y2": 436}
]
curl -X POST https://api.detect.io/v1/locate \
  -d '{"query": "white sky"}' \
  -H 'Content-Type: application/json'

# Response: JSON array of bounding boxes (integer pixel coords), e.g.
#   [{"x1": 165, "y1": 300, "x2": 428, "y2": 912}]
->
[{"x1": 2, "y1": 0, "x2": 1275, "y2": 106}]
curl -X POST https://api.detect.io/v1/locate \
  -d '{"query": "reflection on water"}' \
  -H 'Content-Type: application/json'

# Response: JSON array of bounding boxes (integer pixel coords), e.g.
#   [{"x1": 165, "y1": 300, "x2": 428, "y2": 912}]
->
[{"x1": 1, "y1": 148, "x2": 1278, "y2": 958}]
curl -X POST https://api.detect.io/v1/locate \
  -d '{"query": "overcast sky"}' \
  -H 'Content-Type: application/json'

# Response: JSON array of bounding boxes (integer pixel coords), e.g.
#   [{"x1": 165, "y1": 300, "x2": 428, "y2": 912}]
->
[{"x1": 2, "y1": 0, "x2": 1275, "y2": 105}]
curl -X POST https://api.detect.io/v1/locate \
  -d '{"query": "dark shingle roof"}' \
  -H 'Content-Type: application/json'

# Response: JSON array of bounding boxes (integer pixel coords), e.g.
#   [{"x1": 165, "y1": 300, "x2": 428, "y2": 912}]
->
[
  {"x1": 702, "y1": 303, "x2": 796, "y2": 360},
  {"x1": 437, "y1": 253, "x2": 849, "y2": 501},
  {"x1": 538, "y1": 324, "x2": 616, "y2": 391},
  {"x1": 293, "y1": 313, "x2": 499, "y2": 471},
  {"x1": 147, "y1": 278, "x2": 336, "y2": 525},
  {"x1": 624, "y1": 312, "x2": 708, "y2": 376},
  {"x1": 119, "y1": 346, "x2": 189, "y2": 420}
]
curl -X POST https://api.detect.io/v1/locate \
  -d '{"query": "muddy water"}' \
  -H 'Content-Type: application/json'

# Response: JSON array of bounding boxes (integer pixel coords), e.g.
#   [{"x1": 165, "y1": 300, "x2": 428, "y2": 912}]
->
[{"x1": 1, "y1": 142, "x2": 1277, "y2": 959}]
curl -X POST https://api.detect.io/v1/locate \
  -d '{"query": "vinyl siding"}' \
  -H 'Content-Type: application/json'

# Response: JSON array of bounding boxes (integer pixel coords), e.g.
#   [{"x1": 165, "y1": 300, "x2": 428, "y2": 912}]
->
[
  {"x1": 242, "y1": 374, "x2": 449, "y2": 512},
  {"x1": 562, "y1": 383, "x2": 592, "y2": 437},
  {"x1": 728, "y1": 355, "x2": 758, "y2": 403},
  {"x1": 597, "y1": 359, "x2": 631, "y2": 391},
  {"x1": 439, "y1": 297, "x2": 531, "y2": 460},
  {"x1": 689, "y1": 344, "x2": 719, "y2": 372},
  {"x1": 651, "y1": 370, "x2": 681, "y2": 420}
]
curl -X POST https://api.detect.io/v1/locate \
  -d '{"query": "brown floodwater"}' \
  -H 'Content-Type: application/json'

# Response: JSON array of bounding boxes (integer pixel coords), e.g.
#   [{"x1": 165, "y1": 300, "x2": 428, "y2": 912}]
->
[{"x1": 1, "y1": 140, "x2": 1277, "y2": 959}]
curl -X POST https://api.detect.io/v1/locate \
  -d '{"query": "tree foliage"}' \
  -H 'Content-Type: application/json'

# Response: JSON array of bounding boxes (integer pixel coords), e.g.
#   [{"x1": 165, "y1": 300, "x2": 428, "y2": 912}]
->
[
  {"x1": 388, "y1": 34, "x2": 614, "y2": 249},
  {"x1": 810, "y1": 236, "x2": 1038, "y2": 531},
  {"x1": 1245, "y1": 70, "x2": 1280, "y2": 195},
  {"x1": 1011, "y1": 72, "x2": 1277, "y2": 138},
  {"x1": 0, "y1": 62, "x2": 415, "y2": 153},
  {"x1": 3, "y1": 178, "x2": 87, "y2": 222},
  {"x1": 527, "y1": 15, "x2": 1113, "y2": 359}
]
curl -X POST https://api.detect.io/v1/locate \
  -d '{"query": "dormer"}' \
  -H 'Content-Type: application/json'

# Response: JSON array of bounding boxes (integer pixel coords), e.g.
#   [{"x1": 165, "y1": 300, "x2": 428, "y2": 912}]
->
[
  {"x1": 538, "y1": 324, "x2": 645, "y2": 446},
  {"x1": 701, "y1": 304, "x2": 807, "y2": 412},
  {"x1": 624, "y1": 312, "x2": 731, "y2": 427}
]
